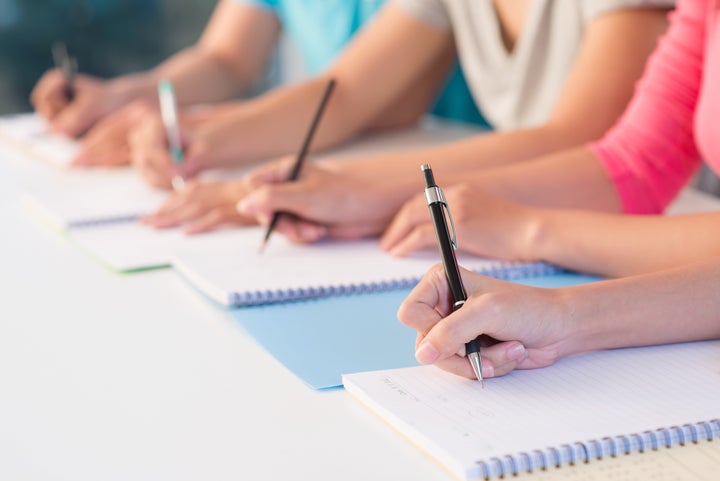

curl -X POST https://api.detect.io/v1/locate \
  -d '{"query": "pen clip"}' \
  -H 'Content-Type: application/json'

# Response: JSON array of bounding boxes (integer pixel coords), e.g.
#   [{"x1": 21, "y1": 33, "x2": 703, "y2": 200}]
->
[{"x1": 425, "y1": 186, "x2": 458, "y2": 250}]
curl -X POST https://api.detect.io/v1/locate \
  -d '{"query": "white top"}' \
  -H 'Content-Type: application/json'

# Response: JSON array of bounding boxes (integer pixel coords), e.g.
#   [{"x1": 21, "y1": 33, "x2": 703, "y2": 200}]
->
[{"x1": 395, "y1": 0, "x2": 675, "y2": 130}]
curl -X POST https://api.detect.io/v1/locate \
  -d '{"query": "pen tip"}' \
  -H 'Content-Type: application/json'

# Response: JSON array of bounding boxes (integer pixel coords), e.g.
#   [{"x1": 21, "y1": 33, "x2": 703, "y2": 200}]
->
[{"x1": 258, "y1": 240, "x2": 267, "y2": 254}]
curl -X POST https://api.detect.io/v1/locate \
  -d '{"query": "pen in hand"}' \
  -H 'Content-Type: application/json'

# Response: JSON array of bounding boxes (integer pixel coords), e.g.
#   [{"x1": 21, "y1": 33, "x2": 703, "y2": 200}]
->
[
  {"x1": 157, "y1": 80, "x2": 186, "y2": 191},
  {"x1": 52, "y1": 42, "x2": 77, "y2": 101},
  {"x1": 259, "y1": 78, "x2": 336, "y2": 252},
  {"x1": 421, "y1": 164, "x2": 484, "y2": 385}
]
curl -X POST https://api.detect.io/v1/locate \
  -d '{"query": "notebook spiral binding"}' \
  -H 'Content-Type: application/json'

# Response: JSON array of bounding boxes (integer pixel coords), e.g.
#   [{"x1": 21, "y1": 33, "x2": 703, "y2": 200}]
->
[
  {"x1": 476, "y1": 420, "x2": 720, "y2": 480},
  {"x1": 229, "y1": 261, "x2": 563, "y2": 306},
  {"x1": 67, "y1": 214, "x2": 141, "y2": 229}
]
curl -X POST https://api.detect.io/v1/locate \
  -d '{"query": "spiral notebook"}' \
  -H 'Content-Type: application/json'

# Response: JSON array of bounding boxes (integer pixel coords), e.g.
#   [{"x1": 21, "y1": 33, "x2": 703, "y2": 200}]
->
[
  {"x1": 343, "y1": 340, "x2": 720, "y2": 480},
  {"x1": 22, "y1": 169, "x2": 167, "y2": 231},
  {"x1": 0, "y1": 113, "x2": 78, "y2": 167},
  {"x1": 171, "y1": 228, "x2": 561, "y2": 307}
]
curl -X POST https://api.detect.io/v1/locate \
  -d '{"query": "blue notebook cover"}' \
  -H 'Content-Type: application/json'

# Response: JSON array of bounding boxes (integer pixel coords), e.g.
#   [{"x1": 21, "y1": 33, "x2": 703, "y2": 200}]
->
[{"x1": 232, "y1": 272, "x2": 602, "y2": 389}]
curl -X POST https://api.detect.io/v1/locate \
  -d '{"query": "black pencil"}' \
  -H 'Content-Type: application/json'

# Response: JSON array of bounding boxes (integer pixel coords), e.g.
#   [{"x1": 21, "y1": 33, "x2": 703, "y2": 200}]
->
[{"x1": 259, "y1": 78, "x2": 337, "y2": 252}]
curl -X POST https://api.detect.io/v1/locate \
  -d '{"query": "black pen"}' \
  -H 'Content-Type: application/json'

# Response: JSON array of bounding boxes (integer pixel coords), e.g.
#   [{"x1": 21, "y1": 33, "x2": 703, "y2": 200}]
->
[
  {"x1": 421, "y1": 164, "x2": 483, "y2": 385},
  {"x1": 259, "y1": 78, "x2": 336, "y2": 252},
  {"x1": 52, "y1": 42, "x2": 77, "y2": 101}
]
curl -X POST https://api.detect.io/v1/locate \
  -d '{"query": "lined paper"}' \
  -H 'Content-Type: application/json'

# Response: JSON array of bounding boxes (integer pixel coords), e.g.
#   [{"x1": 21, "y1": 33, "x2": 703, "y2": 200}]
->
[{"x1": 343, "y1": 341, "x2": 720, "y2": 480}]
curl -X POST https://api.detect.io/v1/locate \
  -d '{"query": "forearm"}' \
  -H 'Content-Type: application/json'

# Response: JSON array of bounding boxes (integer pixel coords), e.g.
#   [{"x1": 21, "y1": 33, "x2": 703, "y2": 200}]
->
[
  {"x1": 464, "y1": 146, "x2": 623, "y2": 212},
  {"x1": 562, "y1": 258, "x2": 720, "y2": 357},
  {"x1": 205, "y1": 76, "x2": 391, "y2": 167},
  {"x1": 528, "y1": 209, "x2": 720, "y2": 277},
  {"x1": 97, "y1": 45, "x2": 257, "y2": 114},
  {"x1": 345, "y1": 143, "x2": 622, "y2": 224},
  {"x1": 146, "y1": 47, "x2": 253, "y2": 105}
]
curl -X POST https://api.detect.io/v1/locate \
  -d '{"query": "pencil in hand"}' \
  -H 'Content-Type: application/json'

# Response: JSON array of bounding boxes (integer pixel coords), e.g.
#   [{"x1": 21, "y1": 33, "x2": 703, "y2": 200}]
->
[{"x1": 259, "y1": 78, "x2": 337, "y2": 252}]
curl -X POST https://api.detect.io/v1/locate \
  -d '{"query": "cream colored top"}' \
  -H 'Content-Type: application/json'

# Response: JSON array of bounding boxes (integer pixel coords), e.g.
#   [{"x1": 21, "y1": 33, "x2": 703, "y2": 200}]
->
[{"x1": 395, "y1": 0, "x2": 675, "y2": 130}]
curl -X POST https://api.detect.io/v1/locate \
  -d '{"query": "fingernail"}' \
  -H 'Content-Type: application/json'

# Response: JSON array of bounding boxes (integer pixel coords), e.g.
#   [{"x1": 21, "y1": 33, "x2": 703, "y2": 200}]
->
[
  {"x1": 300, "y1": 224, "x2": 327, "y2": 240},
  {"x1": 481, "y1": 363, "x2": 495, "y2": 378},
  {"x1": 507, "y1": 343, "x2": 527, "y2": 361},
  {"x1": 236, "y1": 197, "x2": 255, "y2": 215},
  {"x1": 415, "y1": 341, "x2": 440, "y2": 364}
]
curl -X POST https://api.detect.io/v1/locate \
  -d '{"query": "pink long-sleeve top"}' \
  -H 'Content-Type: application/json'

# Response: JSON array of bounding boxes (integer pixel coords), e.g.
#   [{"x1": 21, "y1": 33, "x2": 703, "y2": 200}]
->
[{"x1": 590, "y1": 0, "x2": 720, "y2": 214}]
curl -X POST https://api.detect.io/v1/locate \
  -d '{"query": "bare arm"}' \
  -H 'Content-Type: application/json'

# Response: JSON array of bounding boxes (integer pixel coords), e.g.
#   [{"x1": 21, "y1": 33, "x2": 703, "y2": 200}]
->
[
  {"x1": 527, "y1": 207, "x2": 720, "y2": 277},
  {"x1": 401, "y1": 259, "x2": 720, "y2": 379},
  {"x1": 191, "y1": 3, "x2": 454, "y2": 168},
  {"x1": 31, "y1": 1, "x2": 280, "y2": 135},
  {"x1": 331, "y1": 9, "x2": 669, "y2": 190},
  {"x1": 140, "y1": 1, "x2": 280, "y2": 105}
]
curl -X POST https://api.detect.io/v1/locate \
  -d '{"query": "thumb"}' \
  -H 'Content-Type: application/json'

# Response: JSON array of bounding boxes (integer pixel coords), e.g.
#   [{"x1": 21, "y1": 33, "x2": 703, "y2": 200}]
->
[
  {"x1": 414, "y1": 271, "x2": 502, "y2": 364},
  {"x1": 244, "y1": 157, "x2": 299, "y2": 190},
  {"x1": 237, "y1": 182, "x2": 318, "y2": 219},
  {"x1": 51, "y1": 100, "x2": 97, "y2": 137}
]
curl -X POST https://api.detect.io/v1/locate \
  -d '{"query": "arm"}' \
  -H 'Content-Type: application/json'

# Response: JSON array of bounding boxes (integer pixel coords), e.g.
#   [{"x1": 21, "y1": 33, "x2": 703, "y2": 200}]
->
[
  {"x1": 30, "y1": 1, "x2": 280, "y2": 136},
  {"x1": 177, "y1": 3, "x2": 454, "y2": 169},
  {"x1": 230, "y1": 7, "x2": 670, "y2": 237},
  {"x1": 439, "y1": 0, "x2": 706, "y2": 214},
  {"x1": 328, "y1": 8, "x2": 670, "y2": 193},
  {"x1": 382, "y1": 182, "x2": 720, "y2": 278},
  {"x1": 399, "y1": 260, "x2": 720, "y2": 379}
]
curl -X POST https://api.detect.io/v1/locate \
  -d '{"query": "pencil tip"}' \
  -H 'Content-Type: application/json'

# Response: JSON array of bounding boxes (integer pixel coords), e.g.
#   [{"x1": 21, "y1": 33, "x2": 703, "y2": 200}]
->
[{"x1": 258, "y1": 241, "x2": 267, "y2": 254}]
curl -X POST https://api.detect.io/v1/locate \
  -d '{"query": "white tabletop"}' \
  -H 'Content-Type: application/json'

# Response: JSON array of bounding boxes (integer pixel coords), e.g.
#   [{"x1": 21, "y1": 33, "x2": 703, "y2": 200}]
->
[{"x1": 1, "y1": 138, "x2": 719, "y2": 481}]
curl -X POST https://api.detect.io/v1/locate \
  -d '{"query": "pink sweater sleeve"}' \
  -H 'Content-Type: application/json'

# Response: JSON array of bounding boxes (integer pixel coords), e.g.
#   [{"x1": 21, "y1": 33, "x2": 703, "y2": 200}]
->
[{"x1": 589, "y1": 0, "x2": 706, "y2": 214}]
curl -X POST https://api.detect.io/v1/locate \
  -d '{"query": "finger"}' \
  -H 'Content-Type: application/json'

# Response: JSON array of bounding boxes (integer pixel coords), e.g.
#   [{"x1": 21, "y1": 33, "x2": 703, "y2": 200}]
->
[
  {"x1": 31, "y1": 70, "x2": 69, "y2": 120},
  {"x1": 243, "y1": 157, "x2": 298, "y2": 189},
  {"x1": 324, "y1": 222, "x2": 386, "y2": 241},
  {"x1": 51, "y1": 99, "x2": 97, "y2": 137},
  {"x1": 74, "y1": 129, "x2": 130, "y2": 166},
  {"x1": 379, "y1": 196, "x2": 428, "y2": 252},
  {"x1": 386, "y1": 223, "x2": 438, "y2": 257},
  {"x1": 237, "y1": 183, "x2": 316, "y2": 219},
  {"x1": 185, "y1": 204, "x2": 257, "y2": 234},
  {"x1": 160, "y1": 202, "x2": 205, "y2": 228},
  {"x1": 478, "y1": 341, "x2": 528, "y2": 377},
  {"x1": 396, "y1": 264, "x2": 453, "y2": 332},
  {"x1": 272, "y1": 216, "x2": 327, "y2": 244},
  {"x1": 432, "y1": 355, "x2": 496, "y2": 380},
  {"x1": 183, "y1": 209, "x2": 226, "y2": 235},
  {"x1": 141, "y1": 197, "x2": 185, "y2": 226},
  {"x1": 413, "y1": 278, "x2": 503, "y2": 365}
]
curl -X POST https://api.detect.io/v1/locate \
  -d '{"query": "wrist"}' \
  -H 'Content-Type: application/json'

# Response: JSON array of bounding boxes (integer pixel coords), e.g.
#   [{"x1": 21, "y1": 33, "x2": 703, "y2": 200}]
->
[
  {"x1": 107, "y1": 74, "x2": 158, "y2": 107},
  {"x1": 551, "y1": 286, "x2": 604, "y2": 358},
  {"x1": 517, "y1": 206, "x2": 554, "y2": 261}
]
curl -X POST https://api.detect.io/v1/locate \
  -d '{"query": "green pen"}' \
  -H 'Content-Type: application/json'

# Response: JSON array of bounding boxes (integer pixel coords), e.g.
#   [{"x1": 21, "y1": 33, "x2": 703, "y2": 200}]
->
[{"x1": 157, "y1": 80, "x2": 185, "y2": 191}]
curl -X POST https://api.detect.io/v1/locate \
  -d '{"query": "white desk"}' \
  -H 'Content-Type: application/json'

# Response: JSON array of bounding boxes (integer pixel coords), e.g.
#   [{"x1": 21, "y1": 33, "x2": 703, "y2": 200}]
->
[{"x1": 1, "y1": 141, "x2": 719, "y2": 481}]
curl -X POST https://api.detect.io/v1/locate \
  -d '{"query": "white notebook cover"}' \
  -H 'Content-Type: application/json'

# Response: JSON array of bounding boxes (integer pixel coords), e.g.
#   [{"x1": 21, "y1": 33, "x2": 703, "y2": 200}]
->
[{"x1": 170, "y1": 227, "x2": 559, "y2": 306}]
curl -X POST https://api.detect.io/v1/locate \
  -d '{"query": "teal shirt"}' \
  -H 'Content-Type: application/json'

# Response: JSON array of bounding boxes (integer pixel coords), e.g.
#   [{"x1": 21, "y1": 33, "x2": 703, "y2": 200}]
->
[{"x1": 237, "y1": 0, "x2": 488, "y2": 127}]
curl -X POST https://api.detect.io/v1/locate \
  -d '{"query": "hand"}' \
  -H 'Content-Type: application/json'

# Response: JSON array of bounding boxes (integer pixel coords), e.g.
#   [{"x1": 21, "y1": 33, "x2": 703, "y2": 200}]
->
[
  {"x1": 141, "y1": 179, "x2": 256, "y2": 234},
  {"x1": 398, "y1": 264, "x2": 577, "y2": 379},
  {"x1": 128, "y1": 110, "x2": 205, "y2": 190},
  {"x1": 381, "y1": 185, "x2": 543, "y2": 261},
  {"x1": 30, "y1": 70, "x2": 128, "y2": 137},
  {"x1": 236, "y1": 158, "x2": 404, "y2": 243},
  {"x1": 72, "y1": 100, "x2": 151, "y2": 167}
]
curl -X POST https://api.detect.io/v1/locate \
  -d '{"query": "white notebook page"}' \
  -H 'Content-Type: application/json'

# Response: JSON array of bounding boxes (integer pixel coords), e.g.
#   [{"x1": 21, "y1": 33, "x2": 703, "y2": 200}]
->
[
  {"x1": 22, "y1": 168, "x2": 167, "y2": 230},
  {"x1": 0, "y1": 113, "x2": 78, "y2": 167},
  {"x1": 343, "y1": 340, "x2": 720, "y2": 480}
]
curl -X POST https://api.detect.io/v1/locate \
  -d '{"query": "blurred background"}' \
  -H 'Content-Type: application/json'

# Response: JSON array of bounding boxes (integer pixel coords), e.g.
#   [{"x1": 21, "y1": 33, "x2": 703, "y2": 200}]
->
[{"x1": 0, "y1": 0, "x2": 216, "y2": 114}]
